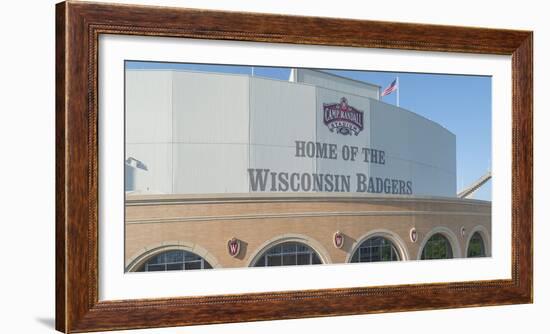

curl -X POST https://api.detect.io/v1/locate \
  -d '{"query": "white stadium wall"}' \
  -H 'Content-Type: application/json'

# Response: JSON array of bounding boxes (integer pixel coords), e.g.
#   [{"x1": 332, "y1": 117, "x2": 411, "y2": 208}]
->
[
  {"x1": 368, "y1": 99, "x2": 457, "y2": 196},
  {"x1": 171, "y1": 71, "x2": 250, "y2": 194},
  {"x1": 125, "y1": 70, "x2": 173, "y2": 194},
  {"x1": 249, "y1": 76, "x2": 317, "y2": 181},
  {"x1": 125, "y1": 68, "x2": 457, "y2": 197}
]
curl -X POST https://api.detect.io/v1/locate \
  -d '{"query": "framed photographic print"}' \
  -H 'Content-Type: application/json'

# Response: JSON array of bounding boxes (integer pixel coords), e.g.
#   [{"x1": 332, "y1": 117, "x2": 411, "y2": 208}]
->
[{"x1": 56, "y1": 1, "x2": 532, "y2": 332}]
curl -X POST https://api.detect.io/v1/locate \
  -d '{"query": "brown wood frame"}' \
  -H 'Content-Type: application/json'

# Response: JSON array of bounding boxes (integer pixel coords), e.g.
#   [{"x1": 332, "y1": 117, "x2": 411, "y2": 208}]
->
[{"x1": 56, "y1": 1, "x2": 533, "y2": 332}]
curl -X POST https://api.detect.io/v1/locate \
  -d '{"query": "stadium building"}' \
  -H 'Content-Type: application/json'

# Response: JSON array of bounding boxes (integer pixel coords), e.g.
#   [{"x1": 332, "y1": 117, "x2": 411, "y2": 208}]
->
[{"x1": 124, "y1": 68, "x2": 491, "y2": 272}]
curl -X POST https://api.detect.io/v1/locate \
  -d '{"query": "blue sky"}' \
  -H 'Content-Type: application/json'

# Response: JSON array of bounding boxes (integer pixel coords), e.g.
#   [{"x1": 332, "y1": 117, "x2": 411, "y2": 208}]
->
[{"x1": 126, "y1": 61, "x2": 492, "y2": 201}]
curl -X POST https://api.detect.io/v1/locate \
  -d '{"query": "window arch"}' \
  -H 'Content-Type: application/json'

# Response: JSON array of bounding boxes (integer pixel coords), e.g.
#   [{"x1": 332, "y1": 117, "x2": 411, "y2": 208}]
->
[
  {"x1": 252, "y1": 241, "x2": 323, "y2": 267},
  {"x1": 350, "y1": 236, "x2": 400, "y2": 262},
  {"x1": 467, "y1": 232, "x2": 486, "y2": 257},
  {"x1": 136, "y1": 249, "x2": 212, "y2": 272},
  {"x1": 420, "y1": 233, "x2": 453, "y2": 260}
]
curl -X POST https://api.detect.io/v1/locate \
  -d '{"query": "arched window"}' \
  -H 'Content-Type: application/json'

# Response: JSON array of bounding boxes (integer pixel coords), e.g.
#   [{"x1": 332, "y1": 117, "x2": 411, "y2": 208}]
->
[
  {"x1": 421, "y1": 233, "x2": 453, "y2": 260},
  {"x1": 467, "y1": 232, "x2": 486, "y2": 257},
  {"x1": 350, "y1": 236, "x2": 400, "y2": 262},
  {"x1": 136, "y1": 249, "x2": 212, "y2": 272},
  {"x1": 253, "y1": 242, "x2": 322, "y2": 267}
]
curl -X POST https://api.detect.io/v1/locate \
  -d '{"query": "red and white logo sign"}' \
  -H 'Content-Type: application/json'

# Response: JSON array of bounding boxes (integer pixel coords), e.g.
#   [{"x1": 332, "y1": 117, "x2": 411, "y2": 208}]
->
[
  {"x1": 323, "y1": 97, "x2": 364, "y2": 136},
  {"x1": 409, "y1": 228, "x2": 418, "y2": 243},
  {"x1": 333, "y1": 231, "x2": 345, "y2": 249},
  {"x1": 227, "y1": 238, "x2": 241, "y2": 257}
]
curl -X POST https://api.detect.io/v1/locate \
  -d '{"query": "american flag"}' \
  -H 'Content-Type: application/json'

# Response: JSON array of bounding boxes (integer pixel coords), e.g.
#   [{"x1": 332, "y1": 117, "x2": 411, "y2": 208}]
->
[{"x1": 381, "y1": 78, "x2": 398, "y2": 97}]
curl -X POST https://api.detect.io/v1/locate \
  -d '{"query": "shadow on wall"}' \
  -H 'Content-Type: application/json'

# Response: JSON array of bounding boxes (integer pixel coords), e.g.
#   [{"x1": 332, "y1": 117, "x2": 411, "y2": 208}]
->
[
  {"x1": 339, "y1": 232, "x2": 357, "y2": 254},
  {"x1": 35, "y1": 317, "x2": 55, "y2": 329},
  {"x1": 234, "y1": 240, "x2": 249, "y2": 261}
]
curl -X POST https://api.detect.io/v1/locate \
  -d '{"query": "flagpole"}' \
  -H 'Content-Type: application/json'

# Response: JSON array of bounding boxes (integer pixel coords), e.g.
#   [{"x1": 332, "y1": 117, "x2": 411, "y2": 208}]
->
[{"x1": 396, "y1": 77, "x2": 400, "y2": 107}]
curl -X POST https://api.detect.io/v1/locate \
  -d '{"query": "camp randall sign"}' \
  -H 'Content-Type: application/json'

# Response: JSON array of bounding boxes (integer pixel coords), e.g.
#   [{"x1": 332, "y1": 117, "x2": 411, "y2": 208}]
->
[
  {"x1": 246, "y1": 97, "x2": 414, "y2": 196},
  {"x1": 323, "y1": 97, "x2": 364, "y2": 136}
]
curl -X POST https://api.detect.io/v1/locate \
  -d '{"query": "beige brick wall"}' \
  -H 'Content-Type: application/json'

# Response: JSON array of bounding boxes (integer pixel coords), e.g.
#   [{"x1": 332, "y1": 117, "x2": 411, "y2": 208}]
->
[{"x1": 124, "y1": 194, "x2": 491, "y2": 271}]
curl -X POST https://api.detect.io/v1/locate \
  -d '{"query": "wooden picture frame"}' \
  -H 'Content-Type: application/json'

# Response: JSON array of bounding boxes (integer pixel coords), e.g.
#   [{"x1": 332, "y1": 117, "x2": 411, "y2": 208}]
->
[{"x1": 56, "y1": 1, "x2": 532, "y2": 332}]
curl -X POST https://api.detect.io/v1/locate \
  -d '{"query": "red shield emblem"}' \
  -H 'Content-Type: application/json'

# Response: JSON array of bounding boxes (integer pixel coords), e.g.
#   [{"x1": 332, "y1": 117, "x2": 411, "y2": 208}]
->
[
  {"x1": 410, "y1": 228, "x2": 418, "y2": 243},
  {"x1": 333, "y1": 231, "x2": 344, "y2": 249},
  {"x1": 227, "y1": 238, "x2": 241, "y2": 257}
]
